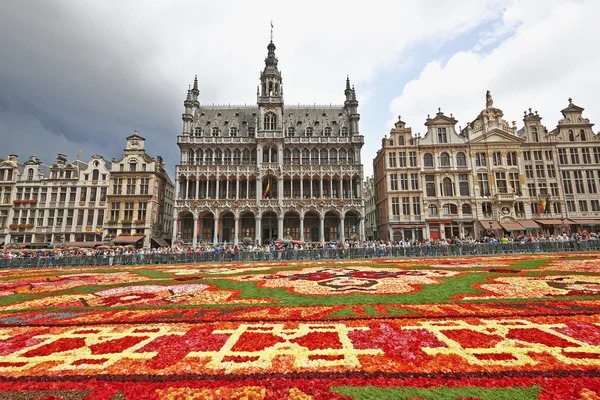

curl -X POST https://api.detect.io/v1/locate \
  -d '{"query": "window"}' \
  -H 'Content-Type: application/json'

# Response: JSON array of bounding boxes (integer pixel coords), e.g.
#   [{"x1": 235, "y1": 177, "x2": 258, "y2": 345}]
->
[
  {"x1": 587, "y1": 171, "x2": 597, "y2": 194},
  {"x1": 509, "y1": 172, "x2": 520, "y2": 194},
  {"x1": 456, "y1": 152, "x2": 467, "y2": 167},
  {"x1": 409, "y1": 151, "x2": 417, "y2": 167},
  {"x1": 428, "y1": 204, "x2": 438, "y2": 216},
  {"x1": 594, "y1": 148, "x2": 600, "y2": 163},
  {"x1": 440, "y1": 152, "x2": 450, "y2": 167},
  {"x1": 482, "y1": 202, "x2": 492, "y2": 217},
  {"x1": 126, "y1": 178, "x2": 136, "y2": 195},
  {"x1": 462, "y1": 203, "x2": 472, "y2": 215},
  {"x1": 129, "y1": 162, "x2": 136, "y2": 172},
  {"x1": 531, "y1": 126, "x2": 538, "y2": 142},
  {"x1": 506, "y1": 152, "x2": 517, "y2": 166},
  {"x1": 323, "y1": 127, "x2": 331, "y2": 137},
  {"x1": 477, "y1": 173, "x2": 489, "y2": 196},
  {"x1": 568, "y1": 129, "x2": 575, "y2": 142},
  {"x1": 97, "y1": 210, "x2": 104, "y2": 226},
  {"x1": 580, "y1": 129, "x2": 587, "y2": 141},
  {"x1": 459, "y1": 174, "x2": 469, "y2": 196},
  {"x1": 398, "y1": 153, "x2": 406, "y2": 167},
  {"x1": 524, "y1": 151, "x2": 531, "y2": 161},
  {"x1": 194, "y1": 127, "x2": 202, "y2": 136},
  {"x1": 391, "y1": 197, "x2": 400, "y2": 216},
  {"x1": 80, "y1": 188, "x2": 87, "y2": 202},
  {"x1": 89, "y1": 187, "x2": 97, "y2": 202},
  {"x1": 539, "y1": 182, "x2": 547, "y2": 195},
  {"x1": 341, "y1": 127, "x2": 349, "y2": 136},
  {"x1": 442, "y1": 177, "x2": 453, "y2": 197},
  {"x1": 562, "y1": 171, "x2": 573, "y2": 194},
  {"x1": 534, "y1": 150, "x2": 542, "y2": 160},
  {"x1": 390, "y1": 174, "x2": 398, "y2": 191},
  {"x1": 525, "y1": 165, "x2": 533, "y2": 179},
  {"x1": 582, "y1": 148, "x2": 592, "y2": 164},
  {"x1": 437, "y1": 128, "x2": 447, "y2": 143},
  {"x1": 567, "y1": 200, "x2": 576, "y2": 212},
  {"x1": 402, "y1": 197, "x2": 410, "y2": 215},
  {"x1": 570, "y1": 149, "x2": 580, "y2": 164},
  {"x1": 230, "y1": 127, "x2": 238, "y2": 137},
  {"x1": 398, "y1": 136, "x2": 405, "y2": 145},
  {"x1": 263, "y1": 112, "x2": 276, "y2": 130},
  {"x1": 579, "y1": 200, "x2": 589, "y2": 212},
  {"x1": 545, "y1": 150, "x2": 553, "y2": 161},
  {"x1": 140, "y1": 178, "x2": 150, "y2": 195},
  {"x1": 248, "y1": 127, "x2": 255, "y2": 137},
  {"x1": 558, "y1": 148, "x2": 568, "y2": 164},
  {"x1": 92, "y1": 169, "x2": 99, "y2": 181},
  {"x1": 423, "y1": 153, "x2": 434, "y2": 167},
  {"x1": 400, "y1": 174, "x2": 408, "y2": 190},
  {"x1": 287, "y1": 127, "x2": 295, "y2": 137},
  {"x1": 110, "y1": 202, "x2": 120, "y2": 221},
  {"x1": 592, "y1": 200, "x2": 600, "y2": 212},
  {"x1": 413, "y1": 197, "x2": 421, "y2": 216},
  {"x1": 86, "y1": 209, "x2": 94, "y2": 226},
  {"x1": 547, "y1": 165, "x2": 556, "y2": 178},
  {"x1": 495, "y1": 172, "x2": 507, "y2": 193},
  {"x1": 137, "y1": 202, "x2": 147, "y2": 221},
  {"x1": 492, "y1": 152, "x2": 502, "y2": 166},
  {"x1": 388, "y1": 152, "x2": 396, "y2": 168},
  {"x1": 535, "y1": 164, "x2": 545, "y2": 179},
  {"x1": 574, "y1": 170, "x2": 585, "y2": 194},
  {"x1": 425, "y1": 175, "x2": 435, "y2": 197},
  {"x1": 306, "y1": 127, "x2": 314, "y2": 137},
  {"x1": 550, "y1": 182, "x2": 559, "y2": 196},
  {"x1": 124, "y1": 201, "x2": 134, "y2": 221},
  {"x1": 443, "y1": 203, "x2": 458, "y2": 215},
  {"x1": 212, "y1": 127, "x2": 219, "y2": 136},
  {"x1": 410, "y1": 173, "x2": 419, "y2": 190},
  {"x1": 113, "y1": 178, "x2": 122, "y2": 195},
  {"x1": 475, "y1": 153, "x2": 487, "y2": 167}
]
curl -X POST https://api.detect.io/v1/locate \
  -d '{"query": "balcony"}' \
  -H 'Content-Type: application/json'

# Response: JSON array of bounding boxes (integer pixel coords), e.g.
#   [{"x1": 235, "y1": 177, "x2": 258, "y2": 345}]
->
[{"x1": 495, "y1": 192, "x2": 518, "y2": 201}]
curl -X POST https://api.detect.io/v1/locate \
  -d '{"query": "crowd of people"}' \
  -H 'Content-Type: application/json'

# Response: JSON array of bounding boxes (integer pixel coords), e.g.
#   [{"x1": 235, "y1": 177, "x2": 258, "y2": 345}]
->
[{"x1": 0, "y1": 231, "x2": 598, "y2": 267}]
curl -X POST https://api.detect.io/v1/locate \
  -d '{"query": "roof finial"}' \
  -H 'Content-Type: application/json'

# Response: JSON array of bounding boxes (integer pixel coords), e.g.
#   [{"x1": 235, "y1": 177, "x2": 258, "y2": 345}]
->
[
  {"x1": 193, "y1": 75, "x2": 198, "y2": 92},
  {"x1": 568, "y1": 97, "x2": 573, "y2": 105},
  {"x1": 270, "y1": 20, "x2": 274, "y2": 43},
  {"x1": 346, "y1": 75, "x2": 351, "y2": 91},
  {"x1": 133, "y1": 129, "x2": 138, "y2": 136}
]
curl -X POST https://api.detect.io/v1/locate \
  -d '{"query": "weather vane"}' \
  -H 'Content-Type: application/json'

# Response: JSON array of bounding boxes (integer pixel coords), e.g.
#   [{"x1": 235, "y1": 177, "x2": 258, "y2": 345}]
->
[{"x1": 270, "y1": 20, "x2": 274, "y2": 42}]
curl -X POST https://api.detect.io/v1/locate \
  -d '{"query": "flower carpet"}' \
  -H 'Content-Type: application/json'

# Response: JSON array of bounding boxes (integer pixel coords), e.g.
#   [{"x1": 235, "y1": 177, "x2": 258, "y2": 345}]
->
[{"x1": 2, "y1": 254, "x2": 600, "y2": 398}]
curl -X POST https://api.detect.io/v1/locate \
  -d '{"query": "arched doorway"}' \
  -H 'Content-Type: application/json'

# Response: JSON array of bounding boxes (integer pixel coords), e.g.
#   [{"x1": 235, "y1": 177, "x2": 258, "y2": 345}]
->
[
  {"x1": 283, "y1": 211, "x2": 300, "y2": 240},
  {"x1": 178, "y1": 211, "x2": 194, "y2": 243},
  {"x1": 304, "y1": 211, "x2": 320, "y2": 242},
  {"x1": 344, "y1": 210, "x2": 360, "y2": 241},
  {"x1": 199, "y1": 211, "x2": 214, "y2": 243},
  {"x1": 324, "y1": 211, "x2": 340, "y2": 242},
  {"x1": 220, "y1": 211, "x2": 235, "y2": 244},
  {"x1": 262, "y1": 211, "x2": 278, "y2": 244},
  {"x1": 240, "y1": 211, "x2": 256, "y2": 243}
]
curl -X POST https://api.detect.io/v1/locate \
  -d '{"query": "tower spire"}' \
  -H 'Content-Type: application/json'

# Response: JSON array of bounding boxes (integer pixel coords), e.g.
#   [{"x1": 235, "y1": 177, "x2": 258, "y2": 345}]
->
[
  {"x1": 345, "y1": 76, "x2": 352, "y2": 102},
  {"x1": 270, "y1": 20, "x2": 274, "y2": 43},
  {"x1": 193, "y1": 75, "x2": 198, "y2": 92}
]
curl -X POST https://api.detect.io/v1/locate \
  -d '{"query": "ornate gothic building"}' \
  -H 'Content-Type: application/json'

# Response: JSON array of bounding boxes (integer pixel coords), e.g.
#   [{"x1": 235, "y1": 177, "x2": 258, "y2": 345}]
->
[{"x1": 174, "y1": 38, "x2": 366, "y2": 245}]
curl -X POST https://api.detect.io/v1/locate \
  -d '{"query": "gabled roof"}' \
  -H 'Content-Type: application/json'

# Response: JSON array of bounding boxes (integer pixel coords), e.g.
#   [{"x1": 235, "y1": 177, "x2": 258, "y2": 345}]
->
[{"x1": 468, "y1": 128, "x2": 524, "y2": 144}]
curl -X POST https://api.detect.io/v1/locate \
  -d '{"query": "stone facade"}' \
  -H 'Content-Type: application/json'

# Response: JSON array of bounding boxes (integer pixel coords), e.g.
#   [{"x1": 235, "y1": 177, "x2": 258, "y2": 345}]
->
[
  {"x1": 105, "y1": 132, "x2": 175, "y2": 248},
  {"x1": 363, "y1": 177, "x2": 378, "y2": 240},
  {"x1": 0, "y1": 155, "x2": 19, "y2": 246},
  {"x1": 374, "y1": 93, "x2": 600, "y2": 241},
  {"x1": 174, "y1": 38, "x2": 365, "y2": 245}
]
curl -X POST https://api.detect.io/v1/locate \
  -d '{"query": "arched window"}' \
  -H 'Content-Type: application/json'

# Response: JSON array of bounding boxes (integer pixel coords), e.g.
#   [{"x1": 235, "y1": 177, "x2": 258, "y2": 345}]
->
[
  {"x1": 348, "y1": 150, "x2": 355, "y2": 163},
  {"x1": 92, "y1": 169, "x2": 99, "y2": 181},
  {"x1": 271, "y1": 147, "x2": 278, "y2": 163},
  {"x1": 242, "y1": 149, "x2": 250, "y2": 164},
  {"x1": 320, "y1": 149, "x2": 328, "y2": 164},
  {"x1": 287, "y1": 127, "x2": 295, "y2": 137},
  {"x1": 223, "y1": 149, "x2": 232, "y2": 164},
  {"x1": 302, "y1": 149, "x2": 310, "y2": 164},
  {"x1": 422, "y1": 153, "x2": 432, "y2": 167},
  {"x1": 311, "y1": 149, "x2": 319, "y2": 164},
  {"x1": 440, "y1": 152, "x2": 450, "y2": 167},
  {"x1": 338, "y1": 149, "x2": 347, "y2": 163},
  {"x1": 230, "y1": 127, "x2": 238, "y2": 137},
  {"x1": 398, "y1": 136, "x2": 405, "y2": 145},
  {"x1": 459, "y1": 180, "x2": 469, "y2": 196},
  {"x1": 27, "y1": 168, "x2": 34, "y2": 181},
  {"x1": 568, "y1": 129, "x2": 574, "y2": 141},
  {"x1": 283, "y1": 149, "x2": 291, "y2": 164},
  {"x1": 456, "y1": 152, "x2": 466, "y2": 167},
  {"x1": 443, "y1": 203, "x2": 458, "y2": 215},
  {"x1": 428, "y1": 204, "x2": 438, "y2": 216},
  {"x1": 205, "y1": 149, "x2": 213, "y2": 164},
  {"x1": 531, "y1": 126, "x2": 538, "y2": 142},
  {"x1": 324, "y1": 127, "x2": 331, "y2": 137},
  {"x1": 580, "y1": 129, "x2": 587, "y2": 141},
  {"x1": 263, "y1": 112, "x2": 277, "y2": 130},
  {"x1": 187, "y1": 150, "x2": 194, "y2": 165},
  {"x1": 442, "y1": 177, "x2": 454, "y2": 197},
  {"x1": 329, "y1": 149, "x2": 337, "y2": 163},
  {"x1": 341, "y1": 127, "x2": 349, "y2": 136},
  {"x1": 462, "y1": 203, "x2": 472, "y2": 215},
  {"x1": 214, "y1": 149, "x2": 222, "y2": 165},
  {"x1": 292, "y1": 149, "x2": 300, "y2": 164},
  {"x1": 263, "y1": 146, "x2": 270, "y2": 163},
  {"x1": 306, "y1": 127, "x2": 314, "y2": 137},
  {"x1": 233, "y1": 149, "x2": 241, "y2": 165},
  {"x1": 212, "y1": 127, "x2": 219, "y2": 137},
  {"x1": 196, "y1": 149, "x2": 203, "y2": 164}
]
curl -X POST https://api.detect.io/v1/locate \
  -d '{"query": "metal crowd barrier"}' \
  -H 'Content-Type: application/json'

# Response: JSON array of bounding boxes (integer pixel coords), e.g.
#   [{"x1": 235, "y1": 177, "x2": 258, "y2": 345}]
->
[{"x1": 1, "y1": 240, "x2": 600, "y2": 269}]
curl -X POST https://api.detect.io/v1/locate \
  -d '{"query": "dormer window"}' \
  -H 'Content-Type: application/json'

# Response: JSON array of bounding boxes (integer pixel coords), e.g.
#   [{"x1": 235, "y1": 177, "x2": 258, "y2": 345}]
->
[
  {"x1": 580, "y1": 129, "x2": 587, "y2": 141},
  {"x1": 531, "y1": 126, "x2": 538, "y2": 142},
  {"x1": 341, "y1": 127, "x2": 349, "y2": 136},
  {"x1": 323, "y1": 127, "x2": 331, "y2": 137},
  {"x1": 437, "y1": 128, "x2": 448, "y2": 143},
  {"x1": 287, "y1": 127, "x2": 295, "y2": 137},
  {"x1": 248, "y1": 127, "x2": 255, "y2": 137},
  {"x1": 92, "y1": 169, "x2": 99, "y2": 181},
  {"x1": 27, "y1": 169, "x2": 34, "y2": 181},
  {"x1": 306, "y1": 127, "x2": 314, "y2": 137},
  {"x1": 568, "y1": 129, "x2": 574, "y2": 142},
  {"x1": 263, "y1": 112, "x2": 277, "y2": 130},
  {"x1": 230, "y1": 127, "x2": 238, "y2": 137},
  {"x1": 212, "y1": 127, "x2": 220, "y2": 137},
  {"x1": 194, "y1": 127, "x2": 202, "y2": 136},
  {"x1": 399, "y1": 136, "x2": 405, "y2": 145},
  {"x1": 129, "y1": 162, "x2": 137, "y2": 172}
]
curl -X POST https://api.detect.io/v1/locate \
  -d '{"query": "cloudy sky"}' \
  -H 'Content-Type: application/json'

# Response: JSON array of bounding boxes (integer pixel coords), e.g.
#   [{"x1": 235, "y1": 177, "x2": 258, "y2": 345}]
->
[{"x1": 1, "y1": 0, "x2": 599, "y2": 177}]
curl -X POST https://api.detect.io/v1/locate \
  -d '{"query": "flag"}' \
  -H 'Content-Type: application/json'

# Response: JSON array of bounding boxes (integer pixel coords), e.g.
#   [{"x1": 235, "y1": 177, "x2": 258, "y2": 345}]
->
[
  {"x1": 263, "y1": 177, "x2": 271, "y2": 198},
  {"x1": 544, "y1": 198, "x2": 550, "y2": 213},
  {"x1": 538, "y1": 201, "x2": 545, "y2": 214}
]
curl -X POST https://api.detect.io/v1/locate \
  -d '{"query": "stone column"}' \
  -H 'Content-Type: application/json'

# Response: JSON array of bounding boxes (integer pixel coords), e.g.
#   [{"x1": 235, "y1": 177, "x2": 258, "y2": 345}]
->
[
  {"x1": 310, "y1": 178, "x2": 313, "y2": 198},
  {"x1": 216, "y1": 179, "x2": 220, "y2": 200},
  {"x1": 320, "y1": 216, "x2": 325, "y2": 243},
  {"x1": 195, "y1": 178, "x2": 200, "y2": 199},
  {"x1": 213, "y1": 216, "x2": 218, "y2": 244},
  {"x1": 192, "y1": 215, "x2": 198, "y2": 246},
  {"x1": 300, "y1": 179, "x2": 303, "y2": 199},
  {"x1": 172, "y1": 218, "x2": 178, "y2": 246},
  {"x1": 234, "y1": 216, "x2": 239, "y2": 245},
  {"x1": 330, "y1": 179, "x2": 333, "y2": 198},
  {"x1": 339, "y1": 179, "x2": 343, "y2": 199},
  {"x1": 299, "y1": 216, "x2": 304, "y2": 242},
  {"x1": 226, "y1": 179, "x2": 230, "y2": 200},
  {"x1": 440, "y1": 223, "x2": 446, "y2": 240},
  {"x1": 256, "y1": 178, "x2": 261, "y2": 202},
  {"x1": 256, "y1": 216, "x2": 262, "y2": 244},
  {"x1": 340, "y1": 217, "x2": 345, "y2": 242},
  {"x1": 185, "y1": 179, "x2": 190, "y2": 199},
  {"x1": 278, "y1": 177, "x2": 283, "y2": 200},
  {"x1": 278, "y1": 215, "x2": 284, "y2": 240},
  {"x1": 235, "y1": 178, "x2": 239, "y2": 200},
  {"x1": 359, "y1": 217, "x2": 366, "y2": 241},
  {"x1": 206, "y1": 179, "x2": 210, "y2": 199}
]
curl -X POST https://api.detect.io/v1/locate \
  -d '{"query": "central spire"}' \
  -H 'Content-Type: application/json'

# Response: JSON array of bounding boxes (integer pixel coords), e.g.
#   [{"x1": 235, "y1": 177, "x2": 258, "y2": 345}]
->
[{"x1": 258, "y1": 21, "x2": 283, "y2": 105}]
